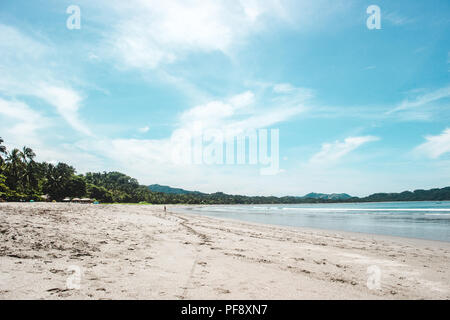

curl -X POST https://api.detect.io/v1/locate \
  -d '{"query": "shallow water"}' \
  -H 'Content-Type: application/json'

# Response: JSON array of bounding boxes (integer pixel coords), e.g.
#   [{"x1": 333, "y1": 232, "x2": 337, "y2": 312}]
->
[{"x1": 174, "y1": 201, "x2": 450, "y2": 242}]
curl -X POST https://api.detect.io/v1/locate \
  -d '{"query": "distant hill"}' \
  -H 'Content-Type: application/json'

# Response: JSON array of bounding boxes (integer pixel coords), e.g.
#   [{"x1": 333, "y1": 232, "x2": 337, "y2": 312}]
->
[
  {"x1": 303, "y1": 192, "x2": 352, "y2": 200},
  {"x1": 147, "y1": 184, "x2": 450, "y2": 203},
  {"x1": 148, "y1": 184, "x2": 204, "y2": 195},
  {"x1": 359, "y1": 187, "x2": 450, "y2": 202},
  {"x1": 148, "y1": 185, "x2": 353, "y2": 200}
]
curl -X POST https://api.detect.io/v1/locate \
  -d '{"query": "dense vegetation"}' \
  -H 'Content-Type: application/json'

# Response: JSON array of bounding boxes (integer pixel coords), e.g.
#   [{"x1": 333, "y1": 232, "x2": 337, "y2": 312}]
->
[
  {"x1": 360, "y1": 188, "x2": 450, "y2": 202},
  {"x1": 148, "y1": 184, "x2": 203, "y2": 195},
  {"x1": 1, "y1": 138, "x2": 449, "y2": 204}
]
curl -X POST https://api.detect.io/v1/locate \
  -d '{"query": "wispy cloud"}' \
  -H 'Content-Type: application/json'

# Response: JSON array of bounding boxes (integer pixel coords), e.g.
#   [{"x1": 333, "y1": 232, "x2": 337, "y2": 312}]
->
[
  {"x1": 384, "y1": 12, "x2": 415, "y2": 26},
  {"x1": 83, "y1": 0, "x2": 350, "y2": 72},
  {"x1": 309, "y1": 136, "x2": 380, "y2": 164},
  {"x1": 178, "y1": 84, "x2": 308, "y2": 137},
  {"x1": 138, "y1": 126, "x2": 150, "y2": 133},
  {"x1": 0, "y1": 24, "x2": 91, "y2": 136},
  {"x1": 388, "y1": 86, "x2": 450, "y2": 114},
  {"x1": 79, "y1": 83, "x2": 308, "y2": 170},
  {"x1": 0, "y1": 97, "x2": 101, "y2": 171},
  {"x1": 0, "y1": 98, "x2": 50, "y2": 146},
  {"x1": 415, "y1": 128, "x2": 450, "y2": 159},
  {"x1": 100, "y1": 0, "x2": 292, "y2": 70},
  {"x1": 35, "y1": 84, "x2": 91, "y2": 136},
  {"x1": 75, "y1": 83, "x2": 305, "y2": 192}
]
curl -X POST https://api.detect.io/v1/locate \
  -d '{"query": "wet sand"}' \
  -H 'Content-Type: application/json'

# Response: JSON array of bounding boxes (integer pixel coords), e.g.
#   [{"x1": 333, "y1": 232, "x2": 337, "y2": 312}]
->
[{"x1": 0, "y1": 203, "x2": 449, "y2": 299}]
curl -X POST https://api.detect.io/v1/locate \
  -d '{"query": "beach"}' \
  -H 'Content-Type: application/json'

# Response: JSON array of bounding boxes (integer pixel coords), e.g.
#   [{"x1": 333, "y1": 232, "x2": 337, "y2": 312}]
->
[{"x1": 0, "y1": 203, "x2": 449, "y2": 299}]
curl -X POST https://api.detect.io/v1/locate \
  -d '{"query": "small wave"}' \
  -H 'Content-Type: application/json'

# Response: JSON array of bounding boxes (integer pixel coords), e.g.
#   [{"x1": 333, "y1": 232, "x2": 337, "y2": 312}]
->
[{"x1": 281, "y1": 208, "x2": 450, "y2": 212}]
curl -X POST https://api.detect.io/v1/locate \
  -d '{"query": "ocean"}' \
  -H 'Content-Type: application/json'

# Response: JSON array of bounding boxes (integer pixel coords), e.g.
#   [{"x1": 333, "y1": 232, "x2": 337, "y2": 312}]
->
[{"x1": 174, "y1": 201, "x2": 450, "y2": 242}]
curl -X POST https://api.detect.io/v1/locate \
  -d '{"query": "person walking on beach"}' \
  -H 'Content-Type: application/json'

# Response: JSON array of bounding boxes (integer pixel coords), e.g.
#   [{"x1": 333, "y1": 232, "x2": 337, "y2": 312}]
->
[{"x1": 164, "y1": 206, "x2": 166, "y2": 213}]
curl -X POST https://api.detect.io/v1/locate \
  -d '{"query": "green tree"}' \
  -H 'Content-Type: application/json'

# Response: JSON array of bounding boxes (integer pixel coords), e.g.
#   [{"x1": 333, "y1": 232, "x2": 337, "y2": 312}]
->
[
  {"x1": 20, "y1": 146, "x2": 39, "y2": 194},
  {"x1": 42, "y1": 163, "x2": 76, "y2": 201},
  {"x1": 5, "y1": 148, "x2": 25, "y2": 191},
  {"x1": 0, "y1": 173, "x2": 11, "y2": 200},
  {"x1": 66, "y1": 175, "x2": 87, "y2": 198},
  {"x1": 0, "y1": 137, "x2": 7, "y2": 167},
  {"x1": 87, "y1": 184, "x2": 112, "y2": 202}
]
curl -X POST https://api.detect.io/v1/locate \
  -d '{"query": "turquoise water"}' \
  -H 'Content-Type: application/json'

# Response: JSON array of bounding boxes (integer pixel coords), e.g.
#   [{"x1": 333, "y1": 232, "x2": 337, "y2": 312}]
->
[{"x1": 174, "y1": 201, "x2": 450, "y2": 242}]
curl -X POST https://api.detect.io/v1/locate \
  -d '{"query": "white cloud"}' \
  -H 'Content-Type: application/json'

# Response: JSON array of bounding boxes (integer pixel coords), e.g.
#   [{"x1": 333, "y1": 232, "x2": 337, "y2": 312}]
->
[
  {"x1": 0, "y1": 24, "x2": 48, "y2": 62},
  {"x1": 76, "y1": 0, "x2": 349, "y2": 105},
  {"x1": 388, "y1": 86, "x2": 450, "y2": 114},
  {"x1": 0, "y1": 98, "x2": 50, "y2": 146},
  {"x1": 229, "y1": 91, "x2": 255, "y2": 109},
  {"x1": 273, "y1": 83, "x2": 297, "y2": 93},
  {"x1": 78, "y1": 83, "x2": 308, "y2": 174},
  {"x1": 138, "y1": 126, "x2": 150, "y2": 133},
  {"x1": 35, "y1": 84, "x2": 91, "y2": 136},
  {"x1": 0, "y1": 24, "x2": 90, "y2": 136},
  {"x1": 0, "y1": 99, "x2": 43, "y2": 123},
  {"x1": 310, "y1": 136, "x2": 380, "y2": 164},
  {"x1": 84, "y1": 0, "x2": 351, "y2": 72},
  {"x1": 0, "y1": 98, "x2": 101, "y2": 172},
  {"x1": 415, "y1": 128, "x2": 450, "y2": 159},
  {"x1": 384, "y1": 12, "x2": 415, "y2": 26},
  {"x1": 99, "y1": 0, "x2": 292, "y2": 70},
  {"x1": 178, "y1": 84, "x2": 306, "y2": 138},
  {"x1": 179, "y1": 90, "x2": 258, "y2": 135}
]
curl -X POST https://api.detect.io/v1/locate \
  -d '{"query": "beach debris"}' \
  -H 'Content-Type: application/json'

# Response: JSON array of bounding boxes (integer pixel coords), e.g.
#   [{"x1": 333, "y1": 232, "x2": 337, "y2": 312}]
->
[{"x1": 47, "y1": 287, "x2": 69, "y2": 293}]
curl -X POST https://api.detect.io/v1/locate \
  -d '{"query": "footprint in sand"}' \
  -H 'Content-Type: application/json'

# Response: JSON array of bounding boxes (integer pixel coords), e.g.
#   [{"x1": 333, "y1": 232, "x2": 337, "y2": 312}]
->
[{"x1": 215, "y1": 288, "x2": 231, "y2": 294}]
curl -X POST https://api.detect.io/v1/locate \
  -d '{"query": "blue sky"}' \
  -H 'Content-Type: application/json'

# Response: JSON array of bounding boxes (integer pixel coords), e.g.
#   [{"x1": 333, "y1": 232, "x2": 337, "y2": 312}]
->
[{"x1": 0, "y1": 0, "x2": 449, "y2": 196}]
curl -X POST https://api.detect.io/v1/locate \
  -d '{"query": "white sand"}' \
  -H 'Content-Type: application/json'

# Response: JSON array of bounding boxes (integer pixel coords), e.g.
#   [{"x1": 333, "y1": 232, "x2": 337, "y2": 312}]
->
[{"x1": 0, "y1": 203, "x2": 449, "y2": 299}]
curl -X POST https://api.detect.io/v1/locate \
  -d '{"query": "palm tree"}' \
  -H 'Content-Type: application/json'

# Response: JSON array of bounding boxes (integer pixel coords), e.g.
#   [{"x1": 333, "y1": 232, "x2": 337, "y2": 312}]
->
[
  {"x1": 42, "y1": 162, "x2": 76, "y2": 201},
  {"x1": 5, "y1": 148, "x2": 25, "y2": 191},
  {"x1": 21, "y1": 146, "x2": 36, "y2": 163},
  {"x1": 43, "y1": 164, "x2": 63, "y2": 200},
  {"x1": 0, "y1": 137, "x2": 7, "y2": 166},
  {"x1": 21, "y1": 146, "x2": 38, "y2": 193}
]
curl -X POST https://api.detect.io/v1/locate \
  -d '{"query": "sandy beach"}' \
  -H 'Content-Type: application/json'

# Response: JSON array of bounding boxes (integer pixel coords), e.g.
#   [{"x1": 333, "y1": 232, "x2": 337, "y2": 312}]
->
[{"x1": 0, "y1": 202, "x2": 449, "y2": 300}]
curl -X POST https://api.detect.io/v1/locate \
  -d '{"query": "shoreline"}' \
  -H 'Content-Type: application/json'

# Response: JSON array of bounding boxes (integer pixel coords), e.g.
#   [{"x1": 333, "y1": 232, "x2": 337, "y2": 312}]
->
[
  {"x1": 175, "y1": 207, "x2": 450, "y2": 249},
  {"x1": 1, "y1": 203, "x2": 449, "y2": 299},
  {"x1": 173, "y1": 204, "x2": 450, "y2": 245}
]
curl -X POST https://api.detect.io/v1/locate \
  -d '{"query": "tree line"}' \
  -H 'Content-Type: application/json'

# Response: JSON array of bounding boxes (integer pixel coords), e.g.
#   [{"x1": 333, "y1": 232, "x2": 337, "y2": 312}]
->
[
  {"x1": 1, "y1": 137, "x2": 449, "y2": 204},
  {"x1": 0, "y1": 138, "x2": 160, "y2": 203}
]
